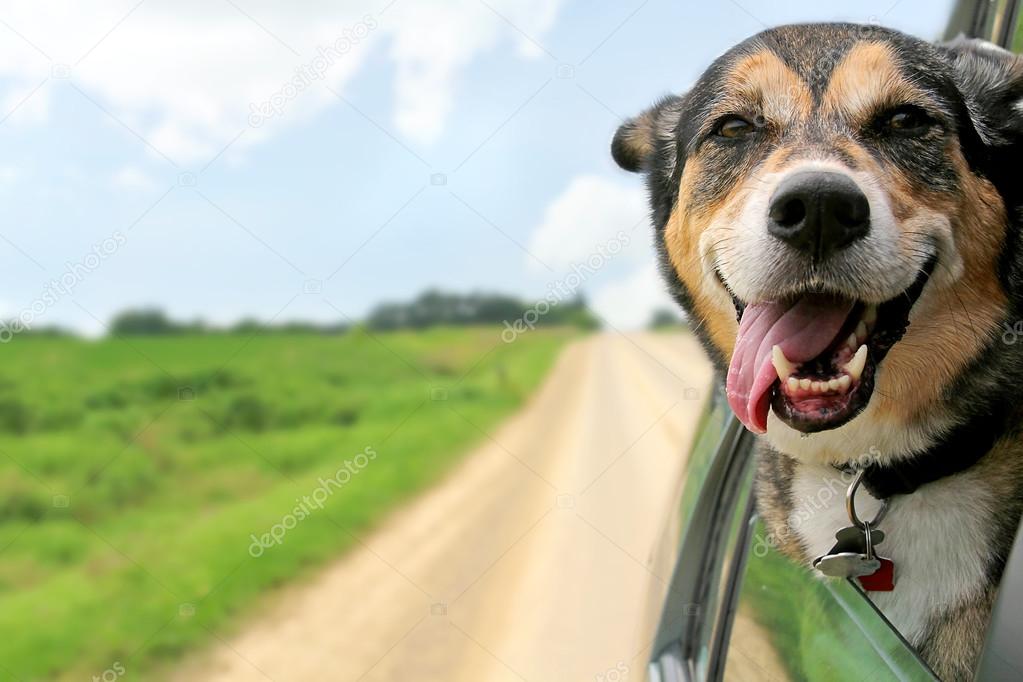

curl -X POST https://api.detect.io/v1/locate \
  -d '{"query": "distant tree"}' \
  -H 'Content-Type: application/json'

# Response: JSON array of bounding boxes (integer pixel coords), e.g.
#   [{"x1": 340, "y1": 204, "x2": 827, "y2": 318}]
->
[
  {"x1": 0, "y1": 322, "x2": 71, "y2": 338},
  {"x1": 366, "y1": 290, "x2": 600, "y2": 331},
  {"x1": 543, "y1": 295, "x2": 600, "y2": 330},
  {"x1": 648, "y1": 308, "x2": 685, "y2": 330},
  {"x1": 109, "y1": 308, "x2": 180, "y2": 335},
  {"x1": 230, "y1": 318, "x2": 264, "y2": 334}
]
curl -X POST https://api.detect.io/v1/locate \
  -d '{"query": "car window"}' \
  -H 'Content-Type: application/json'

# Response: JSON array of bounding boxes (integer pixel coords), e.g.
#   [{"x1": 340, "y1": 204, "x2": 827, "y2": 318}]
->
[
  {"x1": 648, "y1": 389, "x2": 939, "y2": 682},
  {"x1": 720, "y1": 518, "x2": 937, "y2": 682},
  {"x1": 695, "y1": 462, "x2": 757, "y2": 679},
  {"x1": 647, "y1": 389, "x2": 759, "y2": 682}
]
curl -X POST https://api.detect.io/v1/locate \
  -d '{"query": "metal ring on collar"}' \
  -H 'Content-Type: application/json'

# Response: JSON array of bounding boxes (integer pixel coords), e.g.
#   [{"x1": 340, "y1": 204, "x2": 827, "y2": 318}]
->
[{"x1": 846, "y1": 469, "x2": 890, "y2": 530}]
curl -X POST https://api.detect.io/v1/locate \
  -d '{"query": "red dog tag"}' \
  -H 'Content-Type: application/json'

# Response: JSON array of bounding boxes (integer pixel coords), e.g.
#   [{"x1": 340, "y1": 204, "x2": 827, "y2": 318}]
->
[{"x1": 857, "y1": 557, "x2": 895, "y2": 591}]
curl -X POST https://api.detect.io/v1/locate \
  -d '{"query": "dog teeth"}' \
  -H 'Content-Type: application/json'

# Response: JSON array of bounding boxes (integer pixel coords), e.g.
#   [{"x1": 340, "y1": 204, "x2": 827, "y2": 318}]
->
[
  {"x1": 843, "y1": 344, "x2": 868, "y2": 381},
  {"x1": 772, "y1": 345, "x2": 796, "y2": 381},
  {"x1": 855, "y1": 321, "x2": 868, "y2": 342},
  {"x1": 780, "y1": 338, "x2": 867, "y2": 398},
  {"x1": 786, "y1": 372, "x2": 855, "y2": 396}
]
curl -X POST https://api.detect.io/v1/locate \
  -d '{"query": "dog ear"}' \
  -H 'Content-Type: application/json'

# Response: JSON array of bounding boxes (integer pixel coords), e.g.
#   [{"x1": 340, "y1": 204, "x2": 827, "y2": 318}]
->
[
  {"x1": 943, "y1": 37, "x2": 1023, "y2": 148},
  {"x1": 611, "y1": 95, "x2": 685, "y2": 173}
]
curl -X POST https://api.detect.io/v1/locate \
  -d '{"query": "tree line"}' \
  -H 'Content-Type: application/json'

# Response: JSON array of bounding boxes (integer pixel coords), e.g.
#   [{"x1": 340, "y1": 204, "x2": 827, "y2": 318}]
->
[
  {"x1": 2, "y1": 290, "x2": 600, "y2": 337},
  {"x1": 3, "y1": 290, "x2": 690, "y2": 337}
]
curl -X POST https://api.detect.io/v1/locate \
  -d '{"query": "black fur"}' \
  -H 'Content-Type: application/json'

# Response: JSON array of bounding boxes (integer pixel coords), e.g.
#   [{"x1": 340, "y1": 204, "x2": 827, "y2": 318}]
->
[{"x1": 614, "y1": 23, "x2": 1023, "y2": 680}]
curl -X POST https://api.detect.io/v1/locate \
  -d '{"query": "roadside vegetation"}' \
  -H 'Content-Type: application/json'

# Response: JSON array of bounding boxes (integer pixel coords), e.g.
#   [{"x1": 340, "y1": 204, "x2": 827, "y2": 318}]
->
[{"x1": 0, "y1": 310, "x2": 579, "y2": 679}]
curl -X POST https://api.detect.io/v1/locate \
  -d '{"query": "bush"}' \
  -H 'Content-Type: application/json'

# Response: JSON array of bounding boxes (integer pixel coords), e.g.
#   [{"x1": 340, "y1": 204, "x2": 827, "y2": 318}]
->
[
  {"x1": 220, "y1": 395, "x2": 270, "y2": 432},
  {"x1": 0, "y1": 398, "x2": 32, "y2": 434}
]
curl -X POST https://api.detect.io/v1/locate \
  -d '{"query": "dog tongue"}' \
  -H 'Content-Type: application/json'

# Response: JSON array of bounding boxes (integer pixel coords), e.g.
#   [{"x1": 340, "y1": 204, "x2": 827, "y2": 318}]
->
[{"x1": 726, "y1": 295, "x2": 854, "y2": 433}]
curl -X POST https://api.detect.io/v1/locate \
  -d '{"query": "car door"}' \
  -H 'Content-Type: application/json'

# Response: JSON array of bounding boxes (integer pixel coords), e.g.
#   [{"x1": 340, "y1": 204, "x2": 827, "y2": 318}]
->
[{"x1": 645, "y1": 384, "x2": 937, "y2": 682}]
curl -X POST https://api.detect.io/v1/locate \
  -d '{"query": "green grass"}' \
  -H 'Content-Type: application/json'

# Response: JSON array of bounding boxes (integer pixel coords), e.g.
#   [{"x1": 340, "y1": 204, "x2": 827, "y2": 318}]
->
[{"x1": 0, "y1": 326, "x2": 575, "y2": 681}]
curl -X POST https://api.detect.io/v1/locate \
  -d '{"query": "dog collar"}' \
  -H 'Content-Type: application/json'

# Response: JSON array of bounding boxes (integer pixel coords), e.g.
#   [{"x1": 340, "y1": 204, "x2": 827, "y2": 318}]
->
[{"x1": 836, "y1": 407, "x2": 1005, "y2": 499}]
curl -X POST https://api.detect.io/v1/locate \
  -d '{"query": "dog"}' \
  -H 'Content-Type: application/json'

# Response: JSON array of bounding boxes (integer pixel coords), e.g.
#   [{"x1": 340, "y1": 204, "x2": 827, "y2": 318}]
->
[{"x1": 612, "y1": 23, "x2": 1023, "y2": 681}]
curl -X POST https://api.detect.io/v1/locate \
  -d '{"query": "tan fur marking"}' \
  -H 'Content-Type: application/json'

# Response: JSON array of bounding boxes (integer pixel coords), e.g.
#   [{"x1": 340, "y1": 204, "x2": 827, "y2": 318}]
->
[
  {"x1": 665, "y1": 155, "x2": 738, "y2": 356},
  {"x1": 874, "y1": 150, "x2": 1007, "y2": 423},
  {"x1": 753, "y1": 447, "x2": 808, "y2": 561},
  {"x1": 712, "y1": 49, "x2": 812, "y2": 126},
  {"x1": 823, "y1": 42, "x2": 924, "y2": 123},
  {"x1": 918, "y1": 588, "x2": 995, "y2": 681}
]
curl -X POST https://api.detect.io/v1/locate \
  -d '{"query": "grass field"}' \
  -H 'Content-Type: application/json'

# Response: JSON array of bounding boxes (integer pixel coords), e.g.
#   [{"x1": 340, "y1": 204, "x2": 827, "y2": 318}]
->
[{"x1": 0, "y1": 326, "x2": 575, "y2": 681}]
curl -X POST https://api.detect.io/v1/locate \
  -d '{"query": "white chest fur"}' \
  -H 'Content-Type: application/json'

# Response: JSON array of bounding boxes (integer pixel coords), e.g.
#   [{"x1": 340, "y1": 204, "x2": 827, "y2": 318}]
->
[{"x1": 790, "y1": 462, "x2": 994, "y2": 645}]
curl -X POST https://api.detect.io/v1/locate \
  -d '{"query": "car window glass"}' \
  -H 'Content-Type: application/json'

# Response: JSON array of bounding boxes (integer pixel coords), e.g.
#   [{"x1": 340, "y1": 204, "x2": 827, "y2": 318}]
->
[{"x1": 721, "y1": 519, "x2": 936, "y2": 682}]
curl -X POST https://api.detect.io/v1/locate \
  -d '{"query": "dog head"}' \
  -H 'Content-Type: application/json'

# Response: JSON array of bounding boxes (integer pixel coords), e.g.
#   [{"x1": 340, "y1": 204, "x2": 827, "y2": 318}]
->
[{"x1": 614, "y1": 24, "x2": 1023, "y2": 461}]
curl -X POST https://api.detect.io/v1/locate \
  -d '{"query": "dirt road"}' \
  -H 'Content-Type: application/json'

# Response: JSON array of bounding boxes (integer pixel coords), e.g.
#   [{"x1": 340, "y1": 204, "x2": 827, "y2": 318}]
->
[{"x1": 176, "y1": 333, "x2": 713, "y2": 682}]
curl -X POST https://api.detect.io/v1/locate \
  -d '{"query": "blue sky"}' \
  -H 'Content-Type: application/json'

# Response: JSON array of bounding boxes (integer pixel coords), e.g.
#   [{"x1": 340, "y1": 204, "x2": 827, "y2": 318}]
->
[{"x1": 0, "y1": 0, "x2": 952, "y2": 335}]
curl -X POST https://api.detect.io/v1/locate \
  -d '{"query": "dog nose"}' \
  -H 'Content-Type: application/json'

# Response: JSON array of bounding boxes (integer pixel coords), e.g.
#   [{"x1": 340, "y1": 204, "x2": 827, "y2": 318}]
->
[{"x1": 768, "y1": 172, "x2": 870, "y2": 260}]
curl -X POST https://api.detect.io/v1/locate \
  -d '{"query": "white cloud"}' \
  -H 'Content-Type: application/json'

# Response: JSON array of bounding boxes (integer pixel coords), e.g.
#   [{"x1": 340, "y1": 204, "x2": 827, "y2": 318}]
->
[
  {"x1": 111, "y1": 165, "x2": 156, "y2": 191},
  {"x1": 590, "y1": 263, "x2": 676, "y2": 330},
  {"x1": 389, "y1": 0, "x2": 560, "y2": 144},
  {"x1": 528, "y1": 173, "x2": 677, "y2": 329},
  {"x1": 528, "y1": 174, "x2": 647, "y2": 271},
  {"x1": 0, "y1": 0, "x2": 563, "y2": 164}
]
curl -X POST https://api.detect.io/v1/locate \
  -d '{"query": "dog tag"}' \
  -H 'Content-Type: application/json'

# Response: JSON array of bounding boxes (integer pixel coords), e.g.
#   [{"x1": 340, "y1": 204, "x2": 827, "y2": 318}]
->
[
  {"x1": 858, "y1": 557, "x2": 896, "y2": 591},
  {"x1": 834, "y1": 525, "x2": 884, "y2": 548},
  {"x1": 814, "y1": 551, "x2": 881, "y2": 578},
  {"x1": 813, "y1": 525, "x2": 884, "y2": 563},
  {"x1": 813, "y1": 525, "x2": 886, "y2": 579}
]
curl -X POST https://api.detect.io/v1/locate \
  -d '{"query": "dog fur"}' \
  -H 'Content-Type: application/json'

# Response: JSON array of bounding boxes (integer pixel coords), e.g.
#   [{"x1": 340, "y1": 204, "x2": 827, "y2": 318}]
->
[{"x1": 613, "y1": 24, "x2": 1023, "y2": 680}]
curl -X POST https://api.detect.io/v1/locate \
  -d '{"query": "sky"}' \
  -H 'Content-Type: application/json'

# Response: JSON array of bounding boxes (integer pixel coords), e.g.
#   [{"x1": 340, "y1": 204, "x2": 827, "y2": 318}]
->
[{"x1": 0, "y1": 0, "x2": 953, "y2": 335}]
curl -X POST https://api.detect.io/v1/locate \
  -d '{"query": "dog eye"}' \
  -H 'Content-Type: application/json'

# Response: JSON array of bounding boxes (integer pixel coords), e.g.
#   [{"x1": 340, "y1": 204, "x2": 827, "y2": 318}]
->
[
  {"x1": 883, "y1": 107, "x2": 932, "y2": 135},
  {"x1": 716, "y1": 116, "x2": 756, "y2": 139}
]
